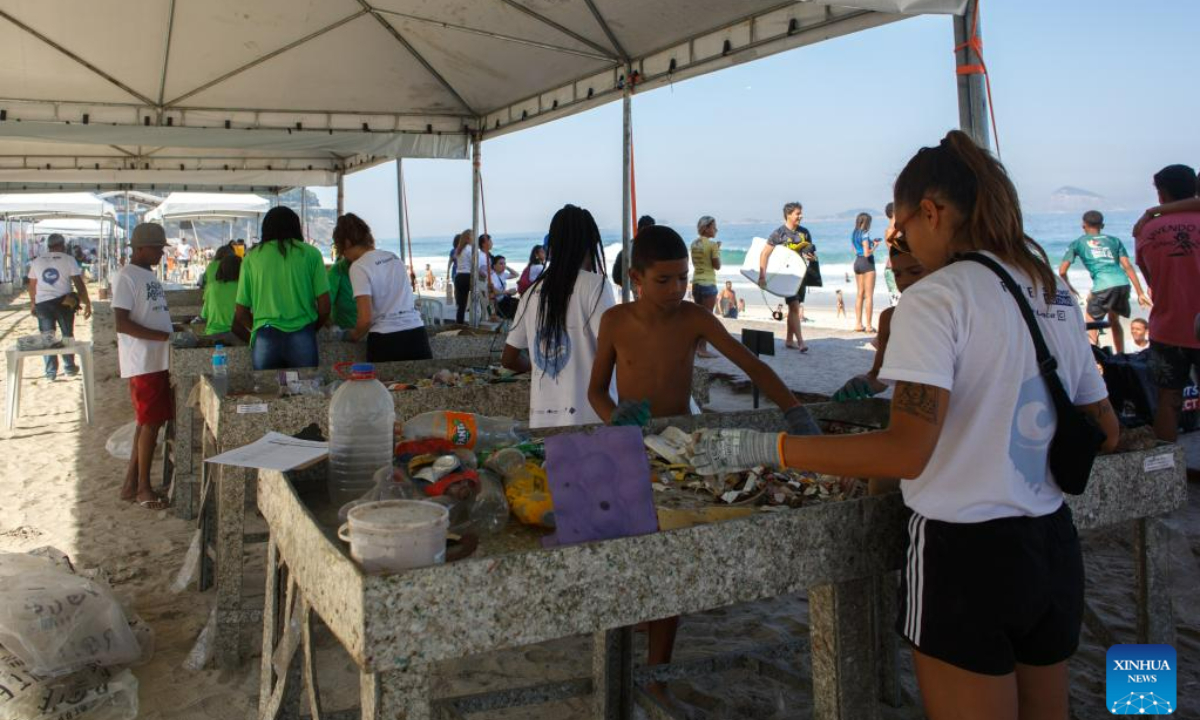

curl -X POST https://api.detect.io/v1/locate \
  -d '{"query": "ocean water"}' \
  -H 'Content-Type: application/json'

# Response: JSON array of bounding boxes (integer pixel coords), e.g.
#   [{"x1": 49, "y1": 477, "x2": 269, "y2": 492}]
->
[{"x1": 378, "y1": 210, "x2": 1143, "y2": 309}]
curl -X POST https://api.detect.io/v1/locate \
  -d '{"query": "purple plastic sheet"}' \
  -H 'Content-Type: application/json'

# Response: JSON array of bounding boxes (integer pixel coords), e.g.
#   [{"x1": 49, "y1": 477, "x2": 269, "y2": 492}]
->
[{"x1": 542, "y1": 426, "x2": 658, "y2": 547}]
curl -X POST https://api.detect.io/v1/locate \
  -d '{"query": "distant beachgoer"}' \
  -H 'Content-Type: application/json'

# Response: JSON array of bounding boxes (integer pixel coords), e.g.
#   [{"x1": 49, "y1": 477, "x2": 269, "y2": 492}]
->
[
  {"x1": 611, "y1": 214, "x2": 655, "y2": 289},
  {"x1": 692, "y1": 130, "x2": 1118, "y2": 720},
  {"x1": 113, "y1": 224, "x2": 174, "y2": 510},
  {"x1": 719, "y1": 281, "x2": 738, "y2": 319},
  {"x1": 835, "y1": 289, "x2": 846, "y2": 318},
  {"x1": 235, "y1": 207, "x2": 331, "y2": 370},
  {"x1": 844, "y1": 271, "x2": 851, "y2": 283},
  {"x1": 337, "y1": 213, "x2": 431, "y2": 363},
  {"x1": 517, "y1": 245, "x2": 546, "y2": 295},
  {"x1": 737, "y1": 298, "x2": 746, "y2": 314},
  {"x1": 1130, "y1": 317, "x2": 1150, "y2": 350},
  {"x1": 1134, "y1": 163, "x2": 1200, "y2": 442},
  {"x1": 27, "y1": 233, "x2": 92, "y2": 380},
  {"x1": 423, "y1": 264, "x2": 436, "y2": 290},
  {"x1": 201, "y1": 244, "x2": 248, "y2": 344},
  {"x1": 327, "y1": 232, "x2": 358, "y2": 333},
  {"x1": 833, "y1": 242, "x2": 928, "y2": 401},
  {"x1": 690, "y1": 215, "x2": 722, "y2": 357},
  {"x1": 851, "y1": 213, "x2": 881, "y2": 333},
  {"x1": 502, "y1": 204, "x2": 613, "y2": 428},
  {"x1": 489, "y1": 255, "x2": 519, "y2": 320},
  {"x1": 589, "y1": 225, "x2": 819, "y2": 684},
  {"x1": 758, "y1": 202, "x2": 814, "y2": 351},
  {"x1": 176, "y1": 241, "x2": 194, "y2": 280},
  {"x1": 453, "y1": 229, "x2": 482, "y2": 324},
  {"x1": 1058, "y1": 210, "x2": 1150, "y2": 354}
]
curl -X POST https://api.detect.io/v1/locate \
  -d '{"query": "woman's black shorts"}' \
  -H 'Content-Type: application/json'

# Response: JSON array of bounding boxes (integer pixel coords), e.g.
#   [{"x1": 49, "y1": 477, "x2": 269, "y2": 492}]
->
[
  {"x1": 853, "y1": 255, "x2": 876, "y2": 275},
  {"x1": 897, "y1": 503, "x2": 1083, "y2": 675}
]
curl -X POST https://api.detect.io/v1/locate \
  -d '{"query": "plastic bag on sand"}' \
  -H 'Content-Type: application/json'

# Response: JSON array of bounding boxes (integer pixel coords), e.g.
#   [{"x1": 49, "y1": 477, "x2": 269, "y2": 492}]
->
[
  {"x1": 0, "y1": 554, "x2": 142, "y2": 678},
  {"x1": 105, "y1": 422, "x2": 166, "y2": 460},
  {"x1": 183, "y1": 608, "x2": 217, "y2": 672},
  {"x1": 0, "y1": 650, "x2": 138, "y2": 720},
  {"x1": 170, "y1": 530, "x2": 203, "y2": 594}
]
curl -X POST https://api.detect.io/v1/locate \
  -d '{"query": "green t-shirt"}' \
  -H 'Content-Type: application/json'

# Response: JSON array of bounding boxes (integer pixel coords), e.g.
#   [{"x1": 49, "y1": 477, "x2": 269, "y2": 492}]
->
[
  {"x1": 1061, "y1": 234, "x2": 1130, "y2": 291},
  {"x1": 327, "y1": 257, "x2": 358, "y2": 330},
  {"x1": 690, "y1": 236, "x2": 720, "y2": 286},
  {"x1": 201, "y1": 263, "x2": 239, "y2": 335},
  {"x1": 235, "y1": 240, "x2": 330, "y2": 333}
]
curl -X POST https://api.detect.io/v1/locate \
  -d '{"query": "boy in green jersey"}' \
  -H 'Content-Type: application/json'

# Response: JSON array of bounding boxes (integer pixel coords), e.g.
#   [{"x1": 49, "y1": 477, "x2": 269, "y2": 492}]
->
[{"x1": 1058, "y1": 210, "x2": 1150, "y2": 353}]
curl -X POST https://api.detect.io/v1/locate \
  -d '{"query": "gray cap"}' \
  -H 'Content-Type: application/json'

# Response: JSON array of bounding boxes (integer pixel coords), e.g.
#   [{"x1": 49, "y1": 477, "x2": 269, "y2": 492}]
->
[{"x1": 130, "y1": 223, "x2": 167, "y2": 248}]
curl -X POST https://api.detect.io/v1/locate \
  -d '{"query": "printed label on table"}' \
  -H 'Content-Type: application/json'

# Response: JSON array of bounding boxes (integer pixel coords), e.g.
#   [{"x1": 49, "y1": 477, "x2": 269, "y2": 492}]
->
[
  {"x1": 1142, "y1": 454, "x2": 1175, "y2": 473},
  {"x1": 236, "y1": 403, "x2": 269, "y2": 414}
]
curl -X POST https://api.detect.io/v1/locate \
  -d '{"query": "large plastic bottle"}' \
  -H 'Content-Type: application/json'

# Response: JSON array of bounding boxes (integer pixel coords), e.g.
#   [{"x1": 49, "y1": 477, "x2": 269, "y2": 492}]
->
[
  {"x1": 211, "y1": 344, "x2": 228, "y2": 397},
  {"x1": 400, "y1": 411, "x2": 524, "y2": 451},
  {"x1": 328, "y1": 363, "x2": 397, "y2": 506}
]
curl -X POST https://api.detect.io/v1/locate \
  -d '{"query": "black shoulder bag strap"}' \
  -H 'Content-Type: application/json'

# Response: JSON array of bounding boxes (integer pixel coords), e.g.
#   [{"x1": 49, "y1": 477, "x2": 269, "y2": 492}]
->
[{"x1": 960, "y1": 252, "x2": 1105, "y2": 495}]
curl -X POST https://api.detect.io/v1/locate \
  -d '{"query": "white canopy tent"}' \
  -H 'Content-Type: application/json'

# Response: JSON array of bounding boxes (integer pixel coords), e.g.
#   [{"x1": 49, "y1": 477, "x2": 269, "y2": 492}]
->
[
  {"x1": 144, "y1": 193, "x2": 270, "y2": 223},
  {"x1": 0, "y1": 192, "x2": 121, "y2": 283}
]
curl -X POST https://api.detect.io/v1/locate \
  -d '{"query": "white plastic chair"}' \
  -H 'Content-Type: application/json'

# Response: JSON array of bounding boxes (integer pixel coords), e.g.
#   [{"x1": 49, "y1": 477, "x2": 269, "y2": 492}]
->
[{"x1": 415, "y1": 297, "x2": 445, "y2": 327}]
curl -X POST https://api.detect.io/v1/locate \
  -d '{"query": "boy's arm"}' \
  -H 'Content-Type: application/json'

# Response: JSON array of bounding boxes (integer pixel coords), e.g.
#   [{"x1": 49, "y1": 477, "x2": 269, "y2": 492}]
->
[
  {"x1": 114, "y1": 307, "x2": 170, "y2": 341},
  {"x1": 587, "y1": 313, "x2": 620, "y2": 423},
  {"x1": 71, "y1": 274, "x2": 92, "y2": 319},
  {"x1": 501, "y1": 345, "x2": 531, "y2": 374},
  {"x1": 348, "y1": 296, "x2": 372, "y2": 341},
  {"x1": 1134, "y1": 197, "x2": 1200, "y2": 236},
  {"x1": 1057, "y1": 259, "x2": 1078, "y2": 297},
  {"x1": 698, "y1": 310, "x2": 798, "y2": 412},
  {"x1": 26, "y1": 278, "x2": 37, "y2": 313},
  {"x1": 1119, "y1": 257, "x2": 1152, "y2": 307}
]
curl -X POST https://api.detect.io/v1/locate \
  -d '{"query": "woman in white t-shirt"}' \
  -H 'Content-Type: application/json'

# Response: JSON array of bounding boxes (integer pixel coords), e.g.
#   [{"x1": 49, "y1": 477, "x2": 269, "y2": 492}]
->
[
  {"x1": 336, "y1": 214, "x2": 431, "y2": 362},
  {"x1": 502, "y1": 205, "x2": 614, "y2": 428},
  {"x1": 453, "y1": 230, "x2": 489, "y2": 324},
  {"x1": 690, "y1": 131, "x2": 1119, "y2": 720},
  {"x1": 489, "y1": 254, "x2": 519, "y2": 319}
]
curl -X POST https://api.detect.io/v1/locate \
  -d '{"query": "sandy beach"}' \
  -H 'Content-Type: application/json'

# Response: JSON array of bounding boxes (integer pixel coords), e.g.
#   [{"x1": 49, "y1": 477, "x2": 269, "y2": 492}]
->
[{"x1": 1, "y1": 286, "x2": 1196, "y2": 720}]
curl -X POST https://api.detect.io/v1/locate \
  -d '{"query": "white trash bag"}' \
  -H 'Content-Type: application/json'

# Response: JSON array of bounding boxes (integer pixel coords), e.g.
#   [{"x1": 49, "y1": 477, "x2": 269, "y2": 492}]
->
[
  {"x1": 104, "y1": 422, "x2": 165, "y2": 461},
  {"x1": 0, "y1": 554, "x2": 142, "y2": 678},
  {"x1": 0, "y1": 650, "x2": 138, "y2": 720}
]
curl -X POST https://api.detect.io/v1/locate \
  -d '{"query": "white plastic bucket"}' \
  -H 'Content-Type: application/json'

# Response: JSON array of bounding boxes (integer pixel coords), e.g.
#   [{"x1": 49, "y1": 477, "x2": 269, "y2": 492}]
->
[{"x1": 337, "y1": 500, "x2": 449, "y2": 574}]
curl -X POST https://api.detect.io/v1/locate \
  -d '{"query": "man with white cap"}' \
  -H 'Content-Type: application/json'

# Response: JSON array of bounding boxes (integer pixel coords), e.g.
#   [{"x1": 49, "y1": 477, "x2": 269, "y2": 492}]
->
[
  {"x1": 112, "y1": 223, "x2": 174, "y2": 510},
  {"x1": 27, "y1": 233, "x2": 92, "y2": 380}
]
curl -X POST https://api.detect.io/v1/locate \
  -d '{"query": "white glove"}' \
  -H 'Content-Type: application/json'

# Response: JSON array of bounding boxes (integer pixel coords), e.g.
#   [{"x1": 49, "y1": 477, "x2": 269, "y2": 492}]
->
[{"x1": 690, "y1": 429, "x2": 783, "y2": 476}]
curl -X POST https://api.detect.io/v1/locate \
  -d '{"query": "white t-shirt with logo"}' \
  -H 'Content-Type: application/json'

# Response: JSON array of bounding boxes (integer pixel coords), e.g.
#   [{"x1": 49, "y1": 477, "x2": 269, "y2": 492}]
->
[
  {"x1": 112, "y1": 264, "x2": 173, "y2": 378},
  {"x1": 176, "y1": 243, "x2": 193, "y2": 261},
  {"x1": 505, "y1": 269, "x2": 615, "y2": 428},
  {"x1": 878, "y1": 252, "x2": 1107, "y2": 523},
  {"x1": 348, "y1": 249, "x2": 423, "y2": 335},
  {"x1": 27, "y1": 252, "x2": 81, "y2": 303}
]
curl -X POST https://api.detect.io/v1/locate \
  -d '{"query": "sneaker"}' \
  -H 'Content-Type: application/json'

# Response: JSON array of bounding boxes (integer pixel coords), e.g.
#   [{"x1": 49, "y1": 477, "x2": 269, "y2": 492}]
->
[
  {"x1": 43, "y1": 374, "x2": 56, "y2": 382},
  {"x1": 63, "y1": 368, "x2": 79, "y2": 378}
]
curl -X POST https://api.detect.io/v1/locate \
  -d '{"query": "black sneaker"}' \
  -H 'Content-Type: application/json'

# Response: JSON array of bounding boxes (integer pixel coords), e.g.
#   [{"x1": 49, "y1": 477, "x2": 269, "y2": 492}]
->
[{"x1": 64, "y1": 368, "x2": 80, "y2": 378}]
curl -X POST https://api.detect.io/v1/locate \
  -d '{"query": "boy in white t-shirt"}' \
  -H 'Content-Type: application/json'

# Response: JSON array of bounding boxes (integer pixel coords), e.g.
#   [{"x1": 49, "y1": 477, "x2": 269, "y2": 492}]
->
[
  {"x1": 26, "y1": 233, "x2": 92, "y2": 379},
  {"x1": 112, "y1": 224, "x2": 174, "y2": 510}
]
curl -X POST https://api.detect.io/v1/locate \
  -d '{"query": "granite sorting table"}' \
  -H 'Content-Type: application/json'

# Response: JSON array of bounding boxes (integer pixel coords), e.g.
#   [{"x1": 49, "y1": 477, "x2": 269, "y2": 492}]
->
[
  {"x1": 255, "y1": 402, "x2": 1188, "y2": 719},
  {"x1": 196, "y1": 358, "x2": 530, "y2": 669},
  {"x1": 169, "y1": 328, "x2": 507, "y2": 519},
  {"x1": 165, "y1": 288, "x2": 203, "y2": 307}
]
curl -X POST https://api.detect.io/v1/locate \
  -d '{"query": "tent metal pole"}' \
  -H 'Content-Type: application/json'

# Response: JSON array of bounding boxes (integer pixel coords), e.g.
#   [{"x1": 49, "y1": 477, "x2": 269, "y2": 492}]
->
[
  {"x1": 337, "y1": 172, "x2": 345, "y2": 217},
  {"x1": 953, "y1": 0, "x2": 990, "y2": 151},
  {"x1": 396, "y1": 160, "x2": 406, "y2": 265},
  {"x1": 469, "y1": 133, "x2": 481, "y2": 327},
  {"x1": 300, "y1": 187, "x2": 308, "y2": 242},
  {"x1": 620, "y1": 82, "x2": 632, "y2": 303}
]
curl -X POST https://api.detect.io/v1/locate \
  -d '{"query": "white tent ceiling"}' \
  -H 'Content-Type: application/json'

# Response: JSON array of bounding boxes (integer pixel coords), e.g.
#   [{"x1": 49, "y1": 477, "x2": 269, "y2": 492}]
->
[
  {"x1": 144, "y1": 192, "x2": 271, "y2": 223},
  {"x1": 31, "y1": 217, "x2": 124, "y2": 238},
  {"x1": 0, "y1": 191, "x2": 117, "y2": 219},
  {"x1": 0, "y1": 0, "x2": 965, "y2": 191}
]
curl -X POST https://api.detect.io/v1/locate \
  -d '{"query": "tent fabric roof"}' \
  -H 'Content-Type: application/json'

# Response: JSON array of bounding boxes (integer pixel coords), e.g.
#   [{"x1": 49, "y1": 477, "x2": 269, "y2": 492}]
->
[
  {"x1": 0, "y1": 0, "x2": 964, "y2": 190},
  {"x1": 0, "y1": 192, "x2": 117, "y2": 219},
  {"x1": 31, "y1": 217, "x2": 124, "y2": 238},
  {"x1": 144, "y1": 192, "x2": 271, "y2": 223}
]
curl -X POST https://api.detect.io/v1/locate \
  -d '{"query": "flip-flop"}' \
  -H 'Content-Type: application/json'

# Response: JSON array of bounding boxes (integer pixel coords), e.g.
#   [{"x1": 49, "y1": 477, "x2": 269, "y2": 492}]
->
[
  {"x1": 799, "y1": 346, "x2": 809, "y2": 354},
  {"x1": 137, "y1": 498, "x2": 169, "y2": 510}
]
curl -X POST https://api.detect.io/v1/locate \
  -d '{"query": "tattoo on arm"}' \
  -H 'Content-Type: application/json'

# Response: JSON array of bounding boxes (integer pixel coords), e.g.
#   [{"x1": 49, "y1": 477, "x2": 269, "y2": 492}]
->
[{"x1": 894, "y1": 382, "x2": 939, "y2": 424}]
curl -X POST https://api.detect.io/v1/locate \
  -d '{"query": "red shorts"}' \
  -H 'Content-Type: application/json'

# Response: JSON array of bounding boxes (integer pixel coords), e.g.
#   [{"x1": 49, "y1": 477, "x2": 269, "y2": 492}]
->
[{"x1": 129, "y1": 370, "x2": 174, "y2": 426}]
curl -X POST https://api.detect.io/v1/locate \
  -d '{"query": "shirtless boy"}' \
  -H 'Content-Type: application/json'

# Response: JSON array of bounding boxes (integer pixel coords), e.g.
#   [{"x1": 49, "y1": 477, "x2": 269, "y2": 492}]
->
[{"x1": 587, "y1": 224, "x2": 819, "y2": 682}]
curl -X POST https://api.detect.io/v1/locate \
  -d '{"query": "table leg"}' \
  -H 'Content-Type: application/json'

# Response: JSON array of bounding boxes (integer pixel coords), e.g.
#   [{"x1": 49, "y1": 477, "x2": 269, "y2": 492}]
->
[
  {"x1": 592, "y1": 627, "x2": 634, "y2": 720},
  {"x1": 1134, "y1": 517, "x2": 1175, "y2": 646},
  {"x1": 809, "y1": 579, "x2": 881, "y2": 720},
  {"x1": 5, "y1": 351, "x2": 18, "y2": 429},
  {"x1": 81, "y1": 346, "x2": 94, "y2": 424},
  {"x1": 259, "y1": 538, "x2": 281, "y2": 720},
  {"x1": 873, "y1": 572, "x2": 901, "y2": 708},
  {"x1": 214, "y1": 464, "x2": 248, "y2": 669},
  {"x1": 362, "y1": 666, "x2": 435, "y2": 720}
]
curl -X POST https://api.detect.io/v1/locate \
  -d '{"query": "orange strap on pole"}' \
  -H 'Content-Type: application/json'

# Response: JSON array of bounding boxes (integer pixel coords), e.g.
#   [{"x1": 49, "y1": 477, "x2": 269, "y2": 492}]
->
[{"x1": 953, "y1": 0, "x2": 1001, "y2": 156}]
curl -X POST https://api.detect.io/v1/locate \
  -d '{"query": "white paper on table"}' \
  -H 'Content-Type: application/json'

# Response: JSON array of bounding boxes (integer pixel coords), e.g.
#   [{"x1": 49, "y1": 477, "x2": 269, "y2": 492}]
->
[{"x1": 204, "y1": 432, "x2": 328, "y2": 471}]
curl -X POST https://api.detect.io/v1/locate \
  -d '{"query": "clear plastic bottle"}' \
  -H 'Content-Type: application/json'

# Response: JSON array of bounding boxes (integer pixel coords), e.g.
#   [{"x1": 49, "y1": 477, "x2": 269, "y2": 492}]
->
[
  {"x1": 211, "y1": 344, "x2": 228, "y2": 397},
  {"x1": 328, "y1": 363, "x2": 397, "y2": 506},
  {"x1": 400, "y1": 411, "x2": 524, "y2": 451}
]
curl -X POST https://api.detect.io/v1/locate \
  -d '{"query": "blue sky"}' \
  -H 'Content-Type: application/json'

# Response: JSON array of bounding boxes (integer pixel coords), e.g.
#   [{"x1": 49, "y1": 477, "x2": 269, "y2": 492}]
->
[{"x1": 318, "y1": 1, "x2": 1200, "y2": 239}]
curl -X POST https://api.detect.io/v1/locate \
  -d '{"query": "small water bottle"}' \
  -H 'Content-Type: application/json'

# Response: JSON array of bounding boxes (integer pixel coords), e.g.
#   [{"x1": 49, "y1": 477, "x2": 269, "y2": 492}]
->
[{"x1": 211, "y1": 344, "x2": 228, "y2": 397}]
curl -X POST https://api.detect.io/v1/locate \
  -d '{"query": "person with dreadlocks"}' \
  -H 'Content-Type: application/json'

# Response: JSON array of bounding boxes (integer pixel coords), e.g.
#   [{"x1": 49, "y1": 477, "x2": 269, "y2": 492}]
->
[
  {"x1": 235, "y1": 206, "x2": 331, "y2": 370},
  {"x1": 501, "y1": 204, "x2": 614, "y2": 428}
]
